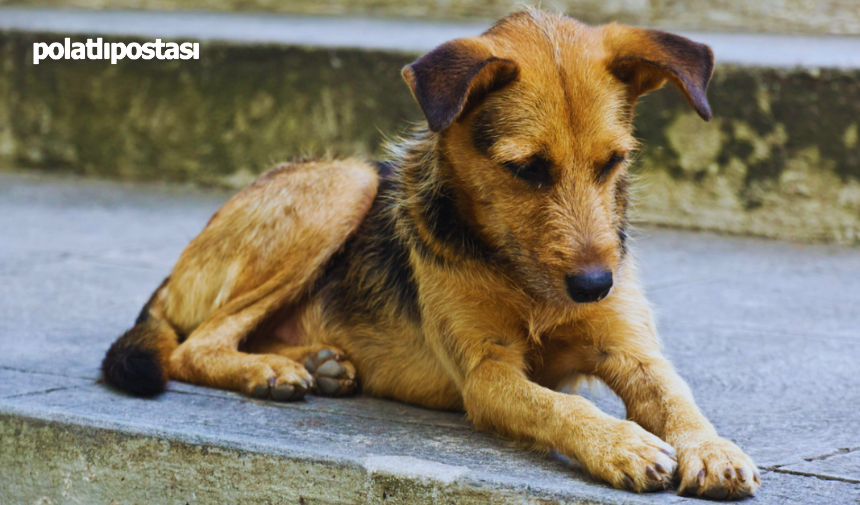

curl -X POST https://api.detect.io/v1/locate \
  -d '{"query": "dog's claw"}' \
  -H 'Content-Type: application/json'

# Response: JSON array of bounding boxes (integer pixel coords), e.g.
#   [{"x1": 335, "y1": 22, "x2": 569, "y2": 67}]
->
[
  {"x1": 646, "y1": 466, "x2": 661, "y2": 482},
  {"x1": 660, "y1": 447, "x2": 677, "y2": 461},
  {"x1": 623, "y1": 474, "x2": 635, "y2": 489}
]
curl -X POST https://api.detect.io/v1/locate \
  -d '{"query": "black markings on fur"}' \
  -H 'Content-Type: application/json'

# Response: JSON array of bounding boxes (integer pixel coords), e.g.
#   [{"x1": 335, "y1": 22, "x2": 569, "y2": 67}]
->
[
  {"x1": 135, "y1": 276, "x2": 169, "y2": 325},
  {"x1": 135, "y1": 303, "x2": 151, "y2": 326},
  {"x1": 474, "y1": 109, "x2": 553, "y2": 189},
  {"x1": 460, "y1": 61, "x2": 519, "y2": 122},
  {"x1": 614, "y1": 174, "x2": 630, "y2": 257},
  {"x1": 471, "y1": 106, "x2": 498, "y2": 155},
  {"x1": 372, "y1": 160, "x2": 396, "y2": 182},
  {"x1": 103, "y1": 277, "x2": 178, "y2": 397},
  {"x1": 503, "y1": 155, "x2": 553, "y2": 188},
  {"x1": 319, "y1": 177, "x2": 421, "y2": 323},
  {"x1": 368, "y1": 203, "x2": 421, "y2": 321},
  {"x1": 598, "y1": 153, "x2": 626, "y2": 184},
  {"x1": 319, "y1": 151, "x2": 499, "y2": 325},
  {"x1": 414, "y1": 164, "x2": 496, "y2": 263},
  {"x1": 101, "y1": 323, "x2": 167, "y2": 398},
  {"x1": 618, "y1": 225, "x2": 629, "y2": 257},
  {"x1": 473, "y1": 92, "x2": 555, "y2": 189}
]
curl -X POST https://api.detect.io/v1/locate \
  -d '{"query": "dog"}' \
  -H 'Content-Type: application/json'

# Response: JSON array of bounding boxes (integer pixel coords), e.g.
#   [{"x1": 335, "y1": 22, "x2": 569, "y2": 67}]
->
[{"x1": 102, "y1": 8, "x2": 760, "y2": 499}]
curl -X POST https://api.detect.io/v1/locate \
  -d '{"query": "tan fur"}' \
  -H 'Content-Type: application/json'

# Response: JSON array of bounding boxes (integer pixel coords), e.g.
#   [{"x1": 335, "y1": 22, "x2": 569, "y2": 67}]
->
[
  {"x1": 106, "y1": 9, "x2": 759, "y2": 500},
  {"x1": 162, "y1": 159, "x2": 376, "y2": 396}
]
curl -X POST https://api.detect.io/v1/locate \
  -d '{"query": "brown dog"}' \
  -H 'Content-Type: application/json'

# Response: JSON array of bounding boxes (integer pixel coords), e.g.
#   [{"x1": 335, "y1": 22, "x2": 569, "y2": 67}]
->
[{"x1": 103, "y1": 8, "x2": 760, "y2": 499}]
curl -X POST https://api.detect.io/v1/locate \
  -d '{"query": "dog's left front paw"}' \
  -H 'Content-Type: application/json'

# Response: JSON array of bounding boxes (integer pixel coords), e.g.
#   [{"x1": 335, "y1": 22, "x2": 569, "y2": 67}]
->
[{"x1": 675, "y1": 436, "x2": 761, "y2": 500}]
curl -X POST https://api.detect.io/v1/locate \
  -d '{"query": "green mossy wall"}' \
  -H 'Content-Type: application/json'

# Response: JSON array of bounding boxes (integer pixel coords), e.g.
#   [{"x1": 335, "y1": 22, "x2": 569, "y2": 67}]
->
[{"x1": 2, "y1": 32, "x2": 858, "y2": 243}]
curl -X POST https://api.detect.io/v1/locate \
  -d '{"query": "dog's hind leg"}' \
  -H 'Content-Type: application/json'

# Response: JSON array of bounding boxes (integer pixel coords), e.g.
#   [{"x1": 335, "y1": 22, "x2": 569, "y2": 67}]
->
[
  {"x1": 168, "y1": 276, "x2": 317, "y2": 400},
  {"x1": 159, "y1": 159, "x2": 377, "y2": 400}
]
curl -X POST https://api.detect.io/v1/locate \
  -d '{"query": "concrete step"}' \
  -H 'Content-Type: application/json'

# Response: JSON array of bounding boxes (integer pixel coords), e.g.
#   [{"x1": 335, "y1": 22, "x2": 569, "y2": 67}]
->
[
  {"x1": 3, "y1": 0, "x2": 860, "y2": 35},
  {"x1": 2, "y1": 173, "x2": 859, "y2": 504},
  {"x1": 1, "y1": 8, "x2": 860, "y2": 244}
]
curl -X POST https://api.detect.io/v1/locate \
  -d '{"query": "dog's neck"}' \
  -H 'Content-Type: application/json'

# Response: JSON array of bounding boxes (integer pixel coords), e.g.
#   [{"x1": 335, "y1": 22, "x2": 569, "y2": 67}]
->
[{"x1": 385, "y1": 128, "x2": 499, "y2": 268}]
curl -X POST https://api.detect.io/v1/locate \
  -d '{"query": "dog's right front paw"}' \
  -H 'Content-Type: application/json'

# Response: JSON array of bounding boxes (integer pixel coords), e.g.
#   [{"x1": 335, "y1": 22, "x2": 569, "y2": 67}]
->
[{"x1": 581, "y1": 419, "x2": 678, "y2": 493}]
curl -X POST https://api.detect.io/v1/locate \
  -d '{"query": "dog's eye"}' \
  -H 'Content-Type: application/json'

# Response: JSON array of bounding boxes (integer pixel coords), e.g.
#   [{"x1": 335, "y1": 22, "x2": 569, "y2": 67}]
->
[
  {"x1": 502, "y1": 157, "x2": 552, "y2": 187},
  {"x1": 597, "y1": 153, "x2": 626, "y2": 183}
]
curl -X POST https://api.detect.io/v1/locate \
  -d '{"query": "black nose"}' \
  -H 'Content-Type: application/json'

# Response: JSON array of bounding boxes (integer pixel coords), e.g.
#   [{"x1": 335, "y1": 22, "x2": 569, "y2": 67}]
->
[{"x1": 565, "y1": 269, "x2": 613, "y2": 303}]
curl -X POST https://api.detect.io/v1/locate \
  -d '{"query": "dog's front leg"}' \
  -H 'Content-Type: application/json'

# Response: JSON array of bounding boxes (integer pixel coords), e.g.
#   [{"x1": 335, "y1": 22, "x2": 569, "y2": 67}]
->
[
  {"x1": 462, "y1": 355, "x2": 678, "y2": 491},
  {"x1": 584, "y1": 284, "x2": 761, "y2": 499}
]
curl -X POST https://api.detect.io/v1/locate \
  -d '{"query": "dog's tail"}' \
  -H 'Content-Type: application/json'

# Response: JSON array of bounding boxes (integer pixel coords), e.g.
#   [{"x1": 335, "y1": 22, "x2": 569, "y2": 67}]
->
[{"x1": 102, "y1": 278, "x2": 178, "y2": 397}]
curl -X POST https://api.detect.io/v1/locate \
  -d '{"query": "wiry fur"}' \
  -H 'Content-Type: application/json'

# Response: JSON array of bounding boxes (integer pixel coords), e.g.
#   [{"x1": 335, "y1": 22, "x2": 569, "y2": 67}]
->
[{"x1": 102, "y1": 9, "x2": 759, "y2": 500}]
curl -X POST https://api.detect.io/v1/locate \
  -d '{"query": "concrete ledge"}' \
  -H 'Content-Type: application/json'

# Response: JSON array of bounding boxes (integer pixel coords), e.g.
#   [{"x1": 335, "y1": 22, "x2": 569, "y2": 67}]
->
[
  {"x1": 0, "y1": 411, "x2": 571, "y2": 504},
  {"x1": 1, "y1": 173, "x2": 859, "y2": 503},
  {"x1": 1, "y1": 12, "x2": 859, "y2": 244}
]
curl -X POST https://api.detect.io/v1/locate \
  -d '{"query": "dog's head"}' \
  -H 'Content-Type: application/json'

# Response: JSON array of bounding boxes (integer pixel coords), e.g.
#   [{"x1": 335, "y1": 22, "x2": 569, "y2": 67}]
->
[{"x1": 402, "y1": 9, "x2": 714, "y2": 306}]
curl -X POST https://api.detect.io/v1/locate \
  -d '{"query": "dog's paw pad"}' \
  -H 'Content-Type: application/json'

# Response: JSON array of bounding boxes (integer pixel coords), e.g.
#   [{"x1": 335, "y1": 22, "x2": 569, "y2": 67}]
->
[
  {"x1": 272, "y1": 383, "x2": 309, "y2": 401},
  {"x1": 245, "y1": 359, "x2": 312, "y2": 402},
  {"x1": 303, "y1": 347, "x2": 357, "y2": 397},
  {"x1": 251, "y1": 383, "x2": 270, "y2": 399},
  {"x1": 316, "y1": 359, "x2": 345, "y2": 378}
]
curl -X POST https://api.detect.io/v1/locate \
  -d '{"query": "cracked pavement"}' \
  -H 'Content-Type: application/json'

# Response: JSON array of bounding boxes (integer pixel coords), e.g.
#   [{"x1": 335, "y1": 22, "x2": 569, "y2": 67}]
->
[{"x1": 1, "y1": 172, "x2": 859, "y2": 503}]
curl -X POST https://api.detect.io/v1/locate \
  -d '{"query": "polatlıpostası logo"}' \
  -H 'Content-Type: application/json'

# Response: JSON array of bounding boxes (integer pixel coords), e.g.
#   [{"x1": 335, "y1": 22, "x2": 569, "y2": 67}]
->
[{"x1": 34, "y1": 38, "x2": 199, "y2": 65}]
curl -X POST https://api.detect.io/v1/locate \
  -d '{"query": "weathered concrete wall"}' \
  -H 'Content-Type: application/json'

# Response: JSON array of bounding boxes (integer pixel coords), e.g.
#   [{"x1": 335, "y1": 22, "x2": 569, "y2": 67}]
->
[
  {"x1": 1, "y1": 32, "x2": 859, "y2": 244},
  {"x1": 635, "y1": 66, "x2": 860, "y2": 244},
  {"x1": 0, "y1": 414, "x2": 573, "y2": 504},
  {"x1": 3, "y1": 0, "x2": 860, "y2": 35},
  {"x1": 0, "y1": 33, "x2": 418, "y2": 185}
]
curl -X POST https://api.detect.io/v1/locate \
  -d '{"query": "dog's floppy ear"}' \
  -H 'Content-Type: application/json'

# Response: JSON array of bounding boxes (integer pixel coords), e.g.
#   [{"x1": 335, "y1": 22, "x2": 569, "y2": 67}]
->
[
  {"x1": 402, "y1": 38, "x2": 519, "y2": 132},
  {"x1": 603, "y1": 25, "x2": 715, "y2": 121}
]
